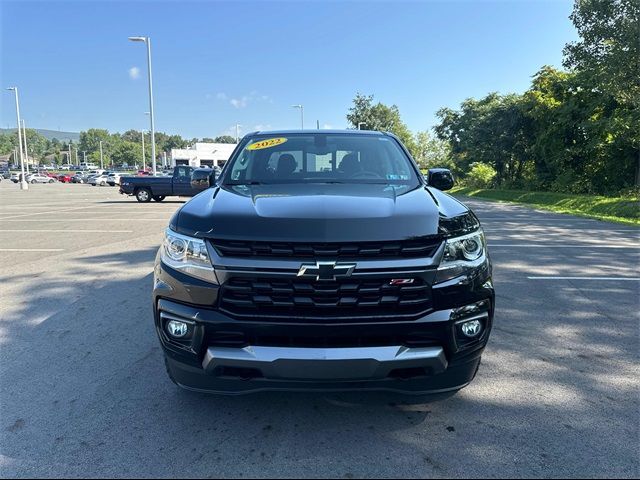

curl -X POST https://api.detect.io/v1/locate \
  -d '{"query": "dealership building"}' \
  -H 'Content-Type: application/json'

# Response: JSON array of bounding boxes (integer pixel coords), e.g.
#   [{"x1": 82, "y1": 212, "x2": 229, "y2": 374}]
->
[{"x1": 170, "y1": 142, "x2": 236, "y2": 168}]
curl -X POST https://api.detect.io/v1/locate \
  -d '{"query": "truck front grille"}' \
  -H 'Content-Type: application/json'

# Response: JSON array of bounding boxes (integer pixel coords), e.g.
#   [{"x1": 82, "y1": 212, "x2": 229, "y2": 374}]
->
[
  {"x1": 211, "y1": 238, "x2": 441, "y2": 259},
  {"x1": 219, "y1": 276, "x2": 432, "y2": 321}
]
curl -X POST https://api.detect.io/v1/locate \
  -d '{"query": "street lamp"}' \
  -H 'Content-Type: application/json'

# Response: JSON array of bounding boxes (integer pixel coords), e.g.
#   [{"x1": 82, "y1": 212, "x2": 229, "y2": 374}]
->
[
  {"x1": 235, "y1": 123, "x2": 242, "y2": 143},
  {"x1": 358, "y1": 122, "x2": 367, "y2": 130},
  {"x1": 6, "y1": 87, "x2": 28, "y2": 190},
  {"x1": 99, "y1": 140, "x2": 104, "y2": 169},
  {"x1": 129, "y1": 36, "x2": 156, "y2": 175},
  {"x1": 21, "y1": 119, "x2": 30, "y2": 174},
  {"x1": 141, "y1": 130, "x2": 146, "y2": 171},
  {"x1": 291, "y1": 104, "x2": 304, "y2": 129}
]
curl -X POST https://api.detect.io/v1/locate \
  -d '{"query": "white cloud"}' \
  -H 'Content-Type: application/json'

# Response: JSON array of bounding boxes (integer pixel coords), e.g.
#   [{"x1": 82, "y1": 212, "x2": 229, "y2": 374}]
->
[
  {"x1": 230, "y1": 96, "x2": 249, "y2": 109},
  {"x1": 128, "y1": 67, "x2": 140, "y2": 80},
  {"x1": 323, "y1": 124, "x2": 333, "y2": 130},
  {"x1": 220, "y1": 91, "x2": 273, "y2": 109}
]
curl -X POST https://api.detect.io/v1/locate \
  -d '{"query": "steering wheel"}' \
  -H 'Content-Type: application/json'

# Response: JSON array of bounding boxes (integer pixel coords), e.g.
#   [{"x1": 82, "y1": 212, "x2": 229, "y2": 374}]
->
[{"x1": 349, "y1": 171, "x2": 384, "y2": 179}]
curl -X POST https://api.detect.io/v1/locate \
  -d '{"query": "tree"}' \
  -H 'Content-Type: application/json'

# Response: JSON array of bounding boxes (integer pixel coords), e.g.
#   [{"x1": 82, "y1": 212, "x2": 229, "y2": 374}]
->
[
  {"x1": 564, "y1": 0, "x2": 640, "y2": 108},
  {"x1": 79, "y1": 129, "x2": 111, "y2": 156},
  {"x1": 110, "y1": 140, "x2": 142, "y2": 167},
  {"x1": 346, "y1": 93, "x2": 417, "y2": 155},
  {"x1": 213, "y1": 135, "x2": 236, "y2": 144},
  {"x1": 413, "y1": 131, "x2": 453, "y2": 171},
  {"x1": 435, "y1": 92, "x2": 530, "y2": 186}
]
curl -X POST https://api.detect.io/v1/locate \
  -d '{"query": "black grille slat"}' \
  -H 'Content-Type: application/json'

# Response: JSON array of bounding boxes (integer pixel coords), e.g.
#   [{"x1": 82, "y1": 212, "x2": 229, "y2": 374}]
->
[
  {"x1": 220, "y1": 277, "x2": 432, "y2": 321},
  {"x1": 211, "y1": 238, "x2": 442, "y2": 260}
]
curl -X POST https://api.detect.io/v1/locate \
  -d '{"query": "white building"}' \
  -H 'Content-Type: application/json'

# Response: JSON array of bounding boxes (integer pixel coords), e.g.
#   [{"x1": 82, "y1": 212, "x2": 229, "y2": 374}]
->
[{"x1": 170, "y1": 142, "x2": 236, "y2": 169}]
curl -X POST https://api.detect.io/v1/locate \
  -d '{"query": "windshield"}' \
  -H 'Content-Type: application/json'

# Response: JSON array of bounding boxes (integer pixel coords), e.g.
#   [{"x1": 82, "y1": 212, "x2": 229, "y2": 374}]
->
[{"x1": 223, "y1": 133, "x2": 419, "y2": 186}]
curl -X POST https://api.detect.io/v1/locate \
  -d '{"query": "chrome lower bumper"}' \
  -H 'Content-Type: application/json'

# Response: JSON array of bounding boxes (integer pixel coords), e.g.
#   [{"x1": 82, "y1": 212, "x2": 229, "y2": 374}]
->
[{"x1": 202, "y1": 345, "x2": 448, "y2": 381}]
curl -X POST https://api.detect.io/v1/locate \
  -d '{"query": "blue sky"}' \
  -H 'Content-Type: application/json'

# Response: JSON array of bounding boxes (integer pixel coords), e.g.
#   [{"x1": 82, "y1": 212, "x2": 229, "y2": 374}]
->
[{"x1": 1, "y1": 0, "x2": 577, "y2": 139}]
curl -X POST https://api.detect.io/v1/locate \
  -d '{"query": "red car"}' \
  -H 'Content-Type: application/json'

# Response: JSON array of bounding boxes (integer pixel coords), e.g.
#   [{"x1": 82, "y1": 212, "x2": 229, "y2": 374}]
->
[{"x1": 57, "y1": 173, "x2": 72, "y2": 183}]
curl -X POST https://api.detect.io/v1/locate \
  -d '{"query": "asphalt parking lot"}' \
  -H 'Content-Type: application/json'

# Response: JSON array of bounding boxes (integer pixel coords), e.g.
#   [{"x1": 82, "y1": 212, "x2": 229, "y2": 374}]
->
[{"x1": 0, "y1": 181, "x2": 638, "y2": 478}]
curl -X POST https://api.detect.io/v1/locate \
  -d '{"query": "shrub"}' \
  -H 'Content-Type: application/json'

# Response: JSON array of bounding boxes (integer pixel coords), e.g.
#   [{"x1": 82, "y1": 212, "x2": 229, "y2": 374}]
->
[{"x1": 466, "y1": 162, "x2": 497, "y2": 189}]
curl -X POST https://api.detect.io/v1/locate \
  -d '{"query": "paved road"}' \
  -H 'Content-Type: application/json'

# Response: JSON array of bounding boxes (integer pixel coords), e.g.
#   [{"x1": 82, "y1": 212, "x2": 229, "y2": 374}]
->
[{"x1": 1, "y1": 182, "x2": 638, "y2": 478}]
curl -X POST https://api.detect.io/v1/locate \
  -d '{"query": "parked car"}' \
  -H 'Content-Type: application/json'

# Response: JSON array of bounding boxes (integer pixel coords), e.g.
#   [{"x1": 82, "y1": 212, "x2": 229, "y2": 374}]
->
[
  {"x1": 107, "y1": 172, "x2": 121, "y2": 186},
  {"x1": 57, "y1": 173, "x2": 72, "y2": 183},
  {"x1": 88, "y1": 173, "x2": 110, "y2": 186},
  {"x1": 1, "y1": 170, "x2": 11, "y2": 179},
  {"x1": 10, "y1": 172, "x2": 20, "y2": 183},
  {"x1": 26, "y1": 173, "x2": 56, "y2": 184},
  {"x1": 155, "y1": 130, "x2": 494, "y2": 395}
]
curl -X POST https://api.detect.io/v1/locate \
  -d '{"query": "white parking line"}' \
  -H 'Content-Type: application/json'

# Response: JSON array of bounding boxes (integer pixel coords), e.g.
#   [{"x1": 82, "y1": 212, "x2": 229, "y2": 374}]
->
[
  {"x1": 1, "y1": 229, "x2": 133, "y2": 233},
  {"x1": 0, "y1": 248, "x2": 65, "y2": 252},
  {"x1": 527, "y1": 276, "x2": 640, "y2": 281}
]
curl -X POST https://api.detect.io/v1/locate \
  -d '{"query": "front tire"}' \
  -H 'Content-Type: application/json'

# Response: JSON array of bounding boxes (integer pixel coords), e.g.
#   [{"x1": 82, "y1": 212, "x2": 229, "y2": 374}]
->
[
  {"x1": 136, "y1": 188, "x2": 152, "y2": 202},
  {"x1": 48, "y1": 179, "x2": 54, "y2": 183},
  {"x1": 152, "y1": 195, "x2": 166, "y2": 202},
  {"x1": 30, "y1": 179, "x2": 36, "y2": 184}
]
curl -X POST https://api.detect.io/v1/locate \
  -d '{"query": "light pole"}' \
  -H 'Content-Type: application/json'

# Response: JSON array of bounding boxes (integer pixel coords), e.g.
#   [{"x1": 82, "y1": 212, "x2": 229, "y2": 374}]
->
[
  {"x1": 68, "y1": 144, "x2": 72, "y2": 168},
  {"x1": 21, "y1": 119, "x2": 31, "y2": 173},
  {"x1": 141, "y1": 130, "x2": 146, "y2": 171},
  {"x1": 291, "y1": 104, "x2": 304, "y2": 129},
  {"x1": 358, "y1": 122, "x2": 366, "y2": 130},
  {"x1": 129, "y1": 36, "x2": 156, "y2": 176},
  {"x1": 99, "y1": 141, "x2": 104, "y2": 169},
  {"x1": 235, "y1": 123, "x2": 241, "y2": 143},
  {"x1": 6, "y1": 87, "x2": 28, "y2": 190},
  {"x1": 82, "y1": 151, "x2": 87, "y2": 165}
]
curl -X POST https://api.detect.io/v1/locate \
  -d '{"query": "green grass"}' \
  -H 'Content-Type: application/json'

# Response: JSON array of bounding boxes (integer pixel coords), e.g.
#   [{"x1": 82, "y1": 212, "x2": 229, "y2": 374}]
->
[{"x1": 451, "y1": 187, "x2": 640, "y2": 226}]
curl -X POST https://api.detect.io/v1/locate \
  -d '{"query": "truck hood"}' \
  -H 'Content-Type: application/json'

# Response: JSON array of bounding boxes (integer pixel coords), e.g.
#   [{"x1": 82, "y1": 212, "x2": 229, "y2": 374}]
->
[{"x1": 173, "y1": 183, "x2": 469, "y2": 242}]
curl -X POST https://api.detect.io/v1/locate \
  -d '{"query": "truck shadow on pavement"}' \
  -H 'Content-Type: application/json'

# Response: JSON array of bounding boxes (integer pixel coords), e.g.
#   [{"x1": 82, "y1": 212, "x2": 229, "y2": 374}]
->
[{"x1": 0, "y1": 246, "x2": 638, "y2": 478}]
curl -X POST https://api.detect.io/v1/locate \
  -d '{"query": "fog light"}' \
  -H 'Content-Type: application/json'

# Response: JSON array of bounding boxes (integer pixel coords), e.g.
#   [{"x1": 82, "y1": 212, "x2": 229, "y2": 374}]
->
[
  {"x1": 461, "y1": 319, "x2": 482, "y2": 338},
  {"x1": 166, "y1": 320, "x2": 188, "y2": 338}
]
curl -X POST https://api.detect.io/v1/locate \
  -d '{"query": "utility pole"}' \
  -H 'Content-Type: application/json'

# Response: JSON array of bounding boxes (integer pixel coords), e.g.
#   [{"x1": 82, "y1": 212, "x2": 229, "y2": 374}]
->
[
  {"x1": 6, "y1": 86, "x2": 27, "y2": 190},
  {"x1": 141, "y1": 131, "x2": 146, "y2": 171},
  {"x1": 128, "y1": 36, "x2": 156, "y2": 175},
  {"x1": 22, "y1": 119, "x2": 30, "y2": 173},
  {"x1": 99, "y1": 141, "x2": 104, "y2": 169},
  {"x1": 235, "y1": 123, "x2": 241, "y2": 143}
]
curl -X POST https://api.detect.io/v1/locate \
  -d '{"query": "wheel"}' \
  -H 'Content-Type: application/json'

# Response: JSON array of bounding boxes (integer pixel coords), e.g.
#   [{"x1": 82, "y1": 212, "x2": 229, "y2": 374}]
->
[
  {"x1": 30, "y1": 179, "x2": 36, "y2": 184},
  {"x1": 136, "y1": 188, "x2": 152, "y2": 202},
  {"x1": 152, "y1": 195, "x2": 166, "y2": 202},
  {"x1": 100, "y1": 181, "x2": 106, "y2": 186},
  {"x1": 48, "y1": 179, "x2": 54, "y2": 183}
]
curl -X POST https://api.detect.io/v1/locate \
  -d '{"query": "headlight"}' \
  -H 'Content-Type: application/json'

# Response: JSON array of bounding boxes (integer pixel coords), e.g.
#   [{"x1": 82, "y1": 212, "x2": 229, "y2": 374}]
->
[
  {"x1": 436, "y1": 230, "x2": 487, "y2": 283},
  {"x1": 160, "y1": 228, "x2": 218, "y2": 283}
]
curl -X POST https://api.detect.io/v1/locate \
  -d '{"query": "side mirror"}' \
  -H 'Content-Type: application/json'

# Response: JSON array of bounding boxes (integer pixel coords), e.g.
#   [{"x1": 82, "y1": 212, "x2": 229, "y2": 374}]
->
[
  {"x1": 427, "y1": 168, "x2": 454, "y2": 191},
  {"x1": 191, "y1": 168, "x2": 216, "y2": 191}
]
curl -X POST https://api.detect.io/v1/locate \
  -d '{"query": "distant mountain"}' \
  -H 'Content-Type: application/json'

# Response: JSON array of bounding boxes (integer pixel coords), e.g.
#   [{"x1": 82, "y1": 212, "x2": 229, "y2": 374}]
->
[{"x1": 0, "y1": 128, "x2": 80, "y2": 143}]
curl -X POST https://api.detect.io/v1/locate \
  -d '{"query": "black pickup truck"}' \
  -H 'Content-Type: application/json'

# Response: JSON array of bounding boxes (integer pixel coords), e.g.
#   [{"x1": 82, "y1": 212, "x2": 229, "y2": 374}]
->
[
  {"x1": 153, "y1": 130, "x2": 494, "y2": 395},
  {"x1": 119, "y1": 166, "x2": 202, "y2": 202}
]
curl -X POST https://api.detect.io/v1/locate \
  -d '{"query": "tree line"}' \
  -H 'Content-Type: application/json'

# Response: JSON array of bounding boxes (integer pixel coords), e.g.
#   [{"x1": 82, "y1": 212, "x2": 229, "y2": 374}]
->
[
  {"x1": 0, "y1": 129, "x2": 236, "y2": 168},
  {"x1": 346, "y1": 0, "x2": 638, "y2": 196}
]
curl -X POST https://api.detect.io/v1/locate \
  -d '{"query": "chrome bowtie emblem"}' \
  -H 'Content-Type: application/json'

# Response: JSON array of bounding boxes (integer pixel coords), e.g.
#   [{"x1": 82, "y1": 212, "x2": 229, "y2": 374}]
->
[{"x1": 297, "y1": 261, "x2": 356, "y2": 281}]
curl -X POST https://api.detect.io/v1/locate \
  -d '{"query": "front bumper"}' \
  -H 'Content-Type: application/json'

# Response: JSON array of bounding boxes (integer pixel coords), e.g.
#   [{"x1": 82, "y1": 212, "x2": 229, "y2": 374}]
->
[{"x1": 153, "y1": 249, "x2": 494, "y2": 395}]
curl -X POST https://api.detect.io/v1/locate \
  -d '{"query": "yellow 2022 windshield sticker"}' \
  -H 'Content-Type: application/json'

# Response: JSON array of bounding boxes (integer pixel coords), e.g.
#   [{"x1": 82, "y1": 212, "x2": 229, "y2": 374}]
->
[{"x1": 246, "y1": 137, "x2": 288, "y2": 150}]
